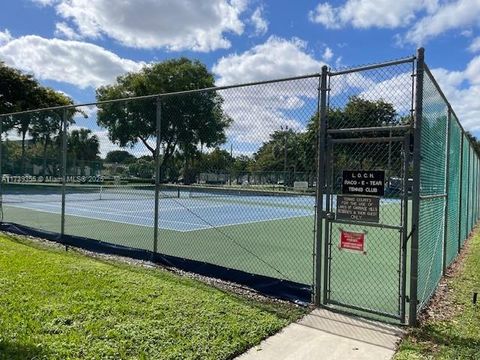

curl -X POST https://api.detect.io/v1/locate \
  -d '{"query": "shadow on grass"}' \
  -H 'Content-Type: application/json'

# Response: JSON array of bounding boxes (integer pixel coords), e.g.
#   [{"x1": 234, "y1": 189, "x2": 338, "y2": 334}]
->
[
  {"x1": 0, "y1": 340, "x2": 49, "y2": 360},
  {"x1": 413, "y1": 324, "x2": 480, "y2": 356}
]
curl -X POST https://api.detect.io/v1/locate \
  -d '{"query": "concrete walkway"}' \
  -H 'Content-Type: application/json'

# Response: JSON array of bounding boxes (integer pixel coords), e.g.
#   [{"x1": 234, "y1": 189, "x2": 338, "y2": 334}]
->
[{"x1": 236, "y1": 309, "x2": 404, "y2": 360}]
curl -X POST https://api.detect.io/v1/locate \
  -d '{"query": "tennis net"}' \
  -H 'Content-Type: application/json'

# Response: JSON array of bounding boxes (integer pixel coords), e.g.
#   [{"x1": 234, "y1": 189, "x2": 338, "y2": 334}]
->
[{"x1": 0, "y1": 183, "x2": 181, "y2": 204}]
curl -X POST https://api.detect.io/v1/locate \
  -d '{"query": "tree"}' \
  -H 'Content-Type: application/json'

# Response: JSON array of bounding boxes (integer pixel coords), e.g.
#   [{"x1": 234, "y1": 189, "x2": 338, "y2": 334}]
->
[
  {"x1": 197, "y1": 148, "x2": 233, "y2": 172},
  {"x1": 105, "y1": 150, "x2": 136, "y2": 164},
  {"x1": 252, "y1": 129, "x2": 307, "y2": 170},
  {"x1": 229, "y1": 155, "x2": 253, "y2": 183},
  {"x1": 466, "y1": 131, "x2": 480, "y2": 155},
  {"x1": 96, "y1": 58, "x2": 231, "y2": 179},
  {"x1": 249, "y1": 97, "x2": 402, "y2": 186},
  {"x1": 305, "y1": 97, "x2": 401, "y2": 175},
  {"x1": 1, "y1": 63, "x2": 76, "y2": 175},
  {"x1": 128, "y1": 159, "x2": 155, "y2": 179},
  {"x1": 0, "y1": 62, "x2": 41, "y2": 115},
  {"x1": 1, "y1": 63, "x2": 46, "y2": 173},
  {"x1": 67, "y1": 129, "x2": 100, "y2": 175},
  {"x1": 30, "y1": 88, "x2": 75, "y2": 176}
]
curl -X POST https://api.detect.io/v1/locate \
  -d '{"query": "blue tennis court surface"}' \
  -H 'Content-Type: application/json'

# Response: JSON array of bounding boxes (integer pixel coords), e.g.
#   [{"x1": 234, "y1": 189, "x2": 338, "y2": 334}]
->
[{"x1": 8, "y1": 196, "x2": 315, "y2": 232}]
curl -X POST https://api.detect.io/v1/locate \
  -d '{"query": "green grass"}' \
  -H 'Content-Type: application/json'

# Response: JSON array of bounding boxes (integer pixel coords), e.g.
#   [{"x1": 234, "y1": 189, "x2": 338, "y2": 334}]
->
[
  {"x1": 395, "y1": 229, "x2": 480, "y2": 359},
  {"x1": 0, "y1": 233, "x2": 304, "y2": 360}
]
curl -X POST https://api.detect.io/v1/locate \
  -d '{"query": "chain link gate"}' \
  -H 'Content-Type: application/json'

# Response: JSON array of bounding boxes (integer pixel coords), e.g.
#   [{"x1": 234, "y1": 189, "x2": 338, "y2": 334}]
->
[
  {"x1": 322, "y1": 132, "x2": 410, "y2": 321},
  {"x1": 315, "y1": 59, "x2": 415, "y2": 322}
]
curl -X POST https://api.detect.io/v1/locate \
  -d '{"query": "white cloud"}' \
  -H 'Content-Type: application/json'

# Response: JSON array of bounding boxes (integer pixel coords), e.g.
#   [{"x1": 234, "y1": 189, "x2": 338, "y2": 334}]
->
[
  {"x1": 31, "y1": 0, "x2": 57, "y2": 6},
  {"x1": 250, "y1": 6, "x2": 268, "y2": 36},
  {"x1": 213, "y1": 37, "x2": 323, "y2": 145},
  {"x1": 39, "y1": 0, "x2": 247, "y2": 52},
  {"x1": 405, "y1": 0, "x2": 480, "y2": 44},
  {"x1": 54, "y1": 22, "x2": 81, "y2": 40},
  {"x1": 310, "y1": 1, "x2": 480, "y2": 46},
  {"x1": 213, "y1": 36, "x2": 323, "y2": 85},
  {"x1": 0, "y1": 35, "x2": 143, "y2": 89},
  {"x1": 356, "y1": 72, "x2": 415, "y2": 114},
  {"x1": 322, "y1": 46, "x2": 333, "y2": 61},
  {"x1": 308, "y1": 3, "x2": 341, "y2": 29},
  {"x1": 0, "y1": 29, "x2": 12, "y2": 46},
  {"x1": 431, "y1": 57, "x2": 480, "y2": 132},
  {"x1": 309, "y1": 1, "x2": 438, "y2": 29},
  {"x1": 468, "y1": 37, "x2": 480, "y2": 53}
]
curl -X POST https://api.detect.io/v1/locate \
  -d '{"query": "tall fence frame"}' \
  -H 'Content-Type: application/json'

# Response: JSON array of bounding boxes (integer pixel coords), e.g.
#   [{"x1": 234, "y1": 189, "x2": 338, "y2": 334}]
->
[{"x1": 0, "y1": 48, "x2": 479, "y2": 325}]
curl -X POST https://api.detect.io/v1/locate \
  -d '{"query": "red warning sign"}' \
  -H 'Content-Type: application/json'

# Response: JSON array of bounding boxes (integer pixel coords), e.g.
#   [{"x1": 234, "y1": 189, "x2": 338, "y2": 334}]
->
[{"x1": 339, "y1": 230, "x2": 365, "y2": 253}]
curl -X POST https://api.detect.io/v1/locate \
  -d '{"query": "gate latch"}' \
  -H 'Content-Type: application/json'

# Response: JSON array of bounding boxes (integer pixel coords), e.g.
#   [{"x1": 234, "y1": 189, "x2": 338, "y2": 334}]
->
[{"x1": 323, "y1": 212, "x2": 335, "y2": 220}]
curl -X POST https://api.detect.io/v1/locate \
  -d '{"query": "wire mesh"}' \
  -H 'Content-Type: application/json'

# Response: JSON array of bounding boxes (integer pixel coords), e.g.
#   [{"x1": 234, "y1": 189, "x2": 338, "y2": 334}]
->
[
  {"x1": 324, "y1": 60, "x2": 414, "y2": 319},
  {"x1": 417, "y1": 71, "x2": 448, "y2": 310},
  {"x1": 326, "y1": 141, "x2": 405, "y2": 316},
  {"x1": 1, "y1": 54, "x2": 480, "y2": 325},
  {"x1": 445, "y1": 115, "x2": 461, "y2": 266},
  {"x1": 150, "y1": 79, "x2": 319, "y2": 284},
  {"x1": 416, "y1": 67, "x2": 480, "y2": 316},
  {"x1": 460, "y1": 133, "x2": 469, "y2": 246},
  {"x1": 1, "y1": 109, "x2": 64, "y2": 234},
  {"x1": 0, "y1": 77, "x2": 319, "y2": 287}
]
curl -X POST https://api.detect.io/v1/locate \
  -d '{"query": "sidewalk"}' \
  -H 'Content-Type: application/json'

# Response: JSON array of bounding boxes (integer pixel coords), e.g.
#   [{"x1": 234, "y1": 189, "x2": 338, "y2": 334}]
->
[{"x1": 236, "y1": 309, "x2": 404, "y2": 360}]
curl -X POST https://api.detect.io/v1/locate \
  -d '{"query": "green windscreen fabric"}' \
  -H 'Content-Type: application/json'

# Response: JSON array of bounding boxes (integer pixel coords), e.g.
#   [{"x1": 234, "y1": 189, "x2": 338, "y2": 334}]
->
[
  {"x1": 417, "y1": 72, "x2": 448, "y2": 311},
  {"x1": 445, "y1": 118, "x2": 461, "y2": 266},
  {"x1": 460, "y1": 134, "x2": 469, "y2": 246}
]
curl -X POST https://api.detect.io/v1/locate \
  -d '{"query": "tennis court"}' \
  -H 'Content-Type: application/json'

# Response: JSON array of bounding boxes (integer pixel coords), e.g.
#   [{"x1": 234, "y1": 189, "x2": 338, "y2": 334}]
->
[
  {"x1": 3, "y1": 184, "x2": 315, "y2": 232},
  {"x1": 1, "y1": 183, "x2": 406, "y2": 297},
  {"x1": 1, "y1": 184, "x2": 316, "y2": 283}
]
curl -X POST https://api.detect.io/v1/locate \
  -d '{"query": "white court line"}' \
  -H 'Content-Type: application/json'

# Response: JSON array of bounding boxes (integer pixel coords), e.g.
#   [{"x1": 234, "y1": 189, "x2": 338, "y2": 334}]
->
[
  {"x1": 6, "y1": 203, "x2": 314, "y2": 233},
  {"x1": 7, "y1": 203, "x2": 208, "y2": 228},
  {"x1": 67, "y1": 202, "x2": 225, "y2": 213},
  {"x1": 19, "y1": 201, "x2": 224, "y2": 216},
  {"x1": 178, "y1": 212, "x2": 315, "y2": 233}
]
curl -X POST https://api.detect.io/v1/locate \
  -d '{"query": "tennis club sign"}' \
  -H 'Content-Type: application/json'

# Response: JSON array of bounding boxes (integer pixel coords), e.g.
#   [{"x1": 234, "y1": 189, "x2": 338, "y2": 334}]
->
[
  {"x1": 342, "y1": 170, "x2": 385, "y2": 196},
  {"x1": 336, "y1": 195, "x2": 380, "y2": 223},
  {"x1": 339, "y1": 230, "x2": 366, "y2": 254}
]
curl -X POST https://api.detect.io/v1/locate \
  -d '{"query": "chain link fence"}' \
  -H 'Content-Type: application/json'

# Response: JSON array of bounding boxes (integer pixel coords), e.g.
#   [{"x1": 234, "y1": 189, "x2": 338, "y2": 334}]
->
[
  {"x1": 0, "y1": 48, "x2": 479, "y2": 325},
  {"x1": 0, "y1": 75, "x2": 319, "y2": 303},
  {"x1": 319, "y1": 58, "x2": 414, "y2": 322},
  {"x1": 411, "y1": 53, "x2": 480, "y2": 324}
]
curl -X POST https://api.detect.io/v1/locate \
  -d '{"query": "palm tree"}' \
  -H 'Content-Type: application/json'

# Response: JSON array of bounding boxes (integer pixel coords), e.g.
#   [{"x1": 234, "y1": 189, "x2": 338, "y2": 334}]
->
[{"x1": 68, "y1": 129, "x2": 100, "y2": 175}]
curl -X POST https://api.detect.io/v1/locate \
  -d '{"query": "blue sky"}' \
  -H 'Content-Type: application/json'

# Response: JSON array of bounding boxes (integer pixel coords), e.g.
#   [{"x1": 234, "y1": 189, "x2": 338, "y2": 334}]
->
[{"x1": 1, "y1": 0, "x2": 479, "y2": 156}]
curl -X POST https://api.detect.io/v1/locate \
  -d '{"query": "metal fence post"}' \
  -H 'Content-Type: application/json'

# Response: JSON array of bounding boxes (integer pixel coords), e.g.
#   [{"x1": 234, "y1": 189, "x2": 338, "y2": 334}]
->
[
  {"x1": 61, "y1": 108, "x2": 68, "y2": 250},
  {"x1": 400, "y1": 133, "x2": 411, "y2": 323},
  {"x1": 409, "y1": 47, "x2": 425, "y2": 326},
  {"x1": 153, "y1": 97, "x2": 162, "y2": 256},
  {"x1": 466, "y1": 147, "x2": 471, "y2": 238},
  {"x1": 442, "y1": 107, "x2": 451, "y2": 275},
  {"x1": 314, "y1": 66, "x2": 328, "y2": 306},
  {"x1": 457, "y1": 134, "x2": 464, "y2": 253}
]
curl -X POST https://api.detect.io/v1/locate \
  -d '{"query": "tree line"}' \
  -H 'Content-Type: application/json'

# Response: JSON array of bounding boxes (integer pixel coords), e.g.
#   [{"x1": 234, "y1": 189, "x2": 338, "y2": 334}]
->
[{"x1": 2, "y1": 59, "x2": 480, "y2": 185}]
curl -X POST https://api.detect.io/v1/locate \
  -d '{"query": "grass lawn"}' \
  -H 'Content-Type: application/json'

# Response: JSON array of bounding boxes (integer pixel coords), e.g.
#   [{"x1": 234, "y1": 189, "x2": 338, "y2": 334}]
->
[
  {"x1": 0, "y1": 233, "x2": 304, "y2": 360},
  {"x1": 395, "y1": 229, "x2": 480, "y2": 359}
]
